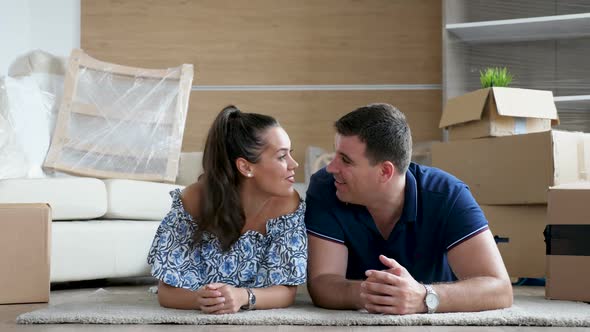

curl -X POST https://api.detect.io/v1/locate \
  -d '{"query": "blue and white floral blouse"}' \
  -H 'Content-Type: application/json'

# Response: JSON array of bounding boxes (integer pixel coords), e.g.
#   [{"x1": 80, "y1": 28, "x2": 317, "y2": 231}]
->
[{"x1": 147, "y1": 189, "x2": 307, "y2": 290}]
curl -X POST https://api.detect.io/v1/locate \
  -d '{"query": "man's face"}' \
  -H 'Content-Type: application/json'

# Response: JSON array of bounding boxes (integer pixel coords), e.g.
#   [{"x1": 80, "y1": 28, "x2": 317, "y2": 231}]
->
[{"x1": 325, "y1": 134, "x2": 380, "y2": 205}]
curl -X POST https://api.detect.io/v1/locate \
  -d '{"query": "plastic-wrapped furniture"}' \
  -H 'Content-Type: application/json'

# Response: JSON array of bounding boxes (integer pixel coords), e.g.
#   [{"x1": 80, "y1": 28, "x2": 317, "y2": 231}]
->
[{"x1": 44, "y1": 49, "x2": 193, "y2": 183}]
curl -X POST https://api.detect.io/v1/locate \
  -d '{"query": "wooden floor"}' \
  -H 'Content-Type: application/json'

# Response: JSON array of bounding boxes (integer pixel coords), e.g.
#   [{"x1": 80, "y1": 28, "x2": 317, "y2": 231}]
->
[{"x1": 1, "y1": 279, "x2": 588, "y2": 332}]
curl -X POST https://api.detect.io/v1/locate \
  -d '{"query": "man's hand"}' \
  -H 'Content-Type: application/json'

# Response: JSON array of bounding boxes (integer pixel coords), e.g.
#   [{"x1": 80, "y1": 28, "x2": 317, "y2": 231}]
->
[
  {"x1": 360, "y1": 255, "x2": 427, "y2": 315},
  {"x1": 197, "y1": 283, "x2": 248, "y2": 314}
]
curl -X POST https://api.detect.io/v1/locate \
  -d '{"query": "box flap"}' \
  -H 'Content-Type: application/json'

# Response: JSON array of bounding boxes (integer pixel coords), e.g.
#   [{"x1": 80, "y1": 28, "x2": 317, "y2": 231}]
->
[
  {"x1": 439, "y1": 88, "x2": 490, "y2": 128},
  {"x1": 492, "y1": 87, "x2": 559, "y2": 120}
]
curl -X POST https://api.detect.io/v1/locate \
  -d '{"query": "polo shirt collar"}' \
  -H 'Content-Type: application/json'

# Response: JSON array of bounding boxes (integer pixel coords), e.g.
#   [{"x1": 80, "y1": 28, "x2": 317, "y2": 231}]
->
[{"x1": 399, "y1": 168, "x2": 418, "y2": 223}]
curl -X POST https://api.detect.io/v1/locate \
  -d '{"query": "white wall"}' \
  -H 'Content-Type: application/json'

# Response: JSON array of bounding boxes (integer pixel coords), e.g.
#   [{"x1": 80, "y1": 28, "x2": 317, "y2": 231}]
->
[{"x1": 0, "y1": 0, "x2": 79, "y2": 76}]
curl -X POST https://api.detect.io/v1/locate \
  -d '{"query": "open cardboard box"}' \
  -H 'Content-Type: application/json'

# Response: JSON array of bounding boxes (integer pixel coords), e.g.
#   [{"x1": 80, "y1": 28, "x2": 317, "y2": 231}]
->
[{"x1": 440, "y1": 87, "x2": 559, "y2": 141}]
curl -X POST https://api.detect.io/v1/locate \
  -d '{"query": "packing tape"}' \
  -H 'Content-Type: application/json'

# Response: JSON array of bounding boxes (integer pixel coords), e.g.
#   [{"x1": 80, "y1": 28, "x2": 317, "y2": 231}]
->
[
  {"x1": 514, "y1": 117, "x2": 526, "y2": 134},
  {"x1": 544, "y1": 225, "x2": 590, "y2": 256}
]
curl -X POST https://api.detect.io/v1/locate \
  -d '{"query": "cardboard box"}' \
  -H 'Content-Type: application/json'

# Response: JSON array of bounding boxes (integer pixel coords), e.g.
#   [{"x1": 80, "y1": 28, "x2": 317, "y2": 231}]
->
[
  {"x1": 439, "y1": 87, "x2": 559, "y2": 141},
  {"x1": 432, "y1": 130, "x2": 590, "y2": 205},
  {"x1": 0, "y1": 204, "x2": 51, "y2": 304},
  {"x1": 482, "y1": 205, "x2": 546, "y2": 279},
  {"x1": 545, "y1": 183, "x2": 590, "y2": 301}
]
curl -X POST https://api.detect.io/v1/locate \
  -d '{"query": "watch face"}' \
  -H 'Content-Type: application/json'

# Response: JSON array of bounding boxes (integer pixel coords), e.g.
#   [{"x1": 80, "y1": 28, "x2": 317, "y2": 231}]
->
[{"x1": 426, "y1": 293, "x2": 439, "y2": 308}]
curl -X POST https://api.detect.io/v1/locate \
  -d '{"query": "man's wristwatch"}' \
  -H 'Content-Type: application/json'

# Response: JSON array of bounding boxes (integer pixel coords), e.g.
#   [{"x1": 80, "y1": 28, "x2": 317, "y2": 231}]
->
[
  {"x1": 423, "y1": 284, "x2": 439, "y2": 314},
  {"x1": 241, "y1": 288, "x2": 256, "y2": 310}
]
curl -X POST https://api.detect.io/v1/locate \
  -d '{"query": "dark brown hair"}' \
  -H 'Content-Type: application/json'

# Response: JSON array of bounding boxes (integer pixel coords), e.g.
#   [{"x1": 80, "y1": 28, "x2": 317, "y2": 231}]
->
[
  {"x1": 195, "y1": 105, "x2": 278, "y2": 251},
  {"x1": 335, "y1": 103, "x2": 412, "y2": 173}
]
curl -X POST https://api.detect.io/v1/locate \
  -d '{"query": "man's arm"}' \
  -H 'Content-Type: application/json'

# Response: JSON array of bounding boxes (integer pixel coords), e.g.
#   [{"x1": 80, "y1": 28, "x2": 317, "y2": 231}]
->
[
  {"x1": 434, "y1": 229, "x2": 513, "y2": 312},
  {"x1": 362, "y1": 230, "x2": 513, "y2": 314},
  {"x1": 306, "y1": 234, "x2": 364, "y2": 310}
]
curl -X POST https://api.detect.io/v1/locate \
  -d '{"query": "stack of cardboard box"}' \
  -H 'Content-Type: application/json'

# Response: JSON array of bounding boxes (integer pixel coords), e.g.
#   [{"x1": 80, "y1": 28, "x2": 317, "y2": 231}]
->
[{"x1": 432, "y1": 87, "x2": 590, "y2": 279}]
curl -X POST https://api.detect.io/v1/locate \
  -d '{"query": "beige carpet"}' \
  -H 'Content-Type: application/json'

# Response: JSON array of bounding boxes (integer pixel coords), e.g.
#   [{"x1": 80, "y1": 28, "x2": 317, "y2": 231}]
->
[{"x1": 17, "y1": 287, "x2": 590, "y2": 326}]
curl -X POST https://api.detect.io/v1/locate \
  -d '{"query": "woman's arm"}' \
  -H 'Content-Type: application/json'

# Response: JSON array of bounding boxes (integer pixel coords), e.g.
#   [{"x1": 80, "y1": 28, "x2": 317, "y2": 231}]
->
[
  {"x1": 205, "y1": 283, "x2": 297, "y2": 314},
  {"x1": 157, "y1": 280, "x2": 224, "y2": 310},
  {"x1": 157, "y1": 280, "x2": 297, "y2": 314},
  {"x1": 241, "y1": 284, "x2": 298, "y2": 310}
]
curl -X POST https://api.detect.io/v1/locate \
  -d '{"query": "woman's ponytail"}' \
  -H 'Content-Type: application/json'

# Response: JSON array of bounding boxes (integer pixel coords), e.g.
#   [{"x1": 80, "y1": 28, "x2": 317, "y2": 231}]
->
[{"x1": 195, "y1": 105, "x2": 278, "y2": 251}]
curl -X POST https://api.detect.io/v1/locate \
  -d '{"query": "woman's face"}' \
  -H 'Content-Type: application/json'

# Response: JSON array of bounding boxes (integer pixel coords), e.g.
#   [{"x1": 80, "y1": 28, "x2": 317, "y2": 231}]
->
[{"x1": 250, "y1": 126, "x2": 299, "y2": 197}]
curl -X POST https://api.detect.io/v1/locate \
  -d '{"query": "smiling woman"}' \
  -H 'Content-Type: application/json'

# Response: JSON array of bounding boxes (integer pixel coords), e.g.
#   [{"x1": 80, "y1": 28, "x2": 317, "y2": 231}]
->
[{"x1": 146, "y1": 105, "x2": 307, "y2": 314}]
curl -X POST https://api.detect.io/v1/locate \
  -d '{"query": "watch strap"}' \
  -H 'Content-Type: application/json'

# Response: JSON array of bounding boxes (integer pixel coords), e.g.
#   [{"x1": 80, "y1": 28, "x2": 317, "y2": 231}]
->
[
  {"x1": 241, "y1": 288, "x2": 256, "y2": 310},
  {"x1": 423, "y1": 284, "x2": 438, "y2": 314}
]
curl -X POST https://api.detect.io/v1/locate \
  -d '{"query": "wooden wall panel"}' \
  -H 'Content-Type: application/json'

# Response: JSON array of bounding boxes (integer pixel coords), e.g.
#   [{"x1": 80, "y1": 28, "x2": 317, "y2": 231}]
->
[
  {"x1": 82, "y1": 0, "x2": 443, "y2": 182},
  {"x1": 82, "y1": 0, "x2": 441, "y2": 85},
  {"x1": 182, "y1": 90, "x2": 442, "y2": 182}
]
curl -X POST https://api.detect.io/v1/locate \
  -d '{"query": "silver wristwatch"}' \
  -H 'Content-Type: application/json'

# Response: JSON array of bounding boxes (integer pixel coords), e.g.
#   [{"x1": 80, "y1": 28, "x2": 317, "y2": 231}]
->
[
  {"x1": 241, "y1": 288, "x2": 256, "y2": 310},
  {"x1": 423, "y1": 284, "x2": 439, "y2": 314}
]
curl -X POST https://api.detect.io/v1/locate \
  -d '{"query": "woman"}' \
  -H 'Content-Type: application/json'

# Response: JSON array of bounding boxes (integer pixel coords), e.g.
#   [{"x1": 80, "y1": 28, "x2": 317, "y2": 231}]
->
[{"x1": 147, "y1": 105, "x2": 306, "y2": 314}]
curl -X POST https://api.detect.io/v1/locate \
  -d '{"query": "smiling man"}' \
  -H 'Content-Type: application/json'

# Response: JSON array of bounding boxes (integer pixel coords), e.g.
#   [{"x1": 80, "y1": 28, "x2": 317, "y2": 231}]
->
[{"x1": 304, "y1": 103, "x2": 513, "y2": 314}]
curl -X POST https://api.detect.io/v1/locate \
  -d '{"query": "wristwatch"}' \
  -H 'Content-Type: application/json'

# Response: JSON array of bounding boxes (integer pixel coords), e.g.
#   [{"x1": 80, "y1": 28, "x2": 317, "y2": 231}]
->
[
  {"x1": 423, "y1": 284, "x2": 439, "y2": 314},
  {"x1": 241, "y1": 288, "x2": 256, "y2": 310}
]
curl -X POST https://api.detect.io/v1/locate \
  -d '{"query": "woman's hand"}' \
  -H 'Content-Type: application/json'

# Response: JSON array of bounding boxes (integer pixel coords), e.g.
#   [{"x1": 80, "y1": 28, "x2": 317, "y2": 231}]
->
[
  {"x1": 193, "y1": 284, "x2": 224, "y2": 313},
  {"x1": 198, "y1": 283, "x2": 248, "y2": 314}
]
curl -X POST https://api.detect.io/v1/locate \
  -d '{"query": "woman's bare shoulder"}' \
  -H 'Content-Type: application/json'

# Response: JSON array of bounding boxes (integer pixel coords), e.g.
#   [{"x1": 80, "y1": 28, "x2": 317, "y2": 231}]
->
[
  {"x1": 180, "y1": 182, "x2": 201, "y2": 218},
  {"x1": 269, "y1": 190, "x2": 302, "y2": 218}
]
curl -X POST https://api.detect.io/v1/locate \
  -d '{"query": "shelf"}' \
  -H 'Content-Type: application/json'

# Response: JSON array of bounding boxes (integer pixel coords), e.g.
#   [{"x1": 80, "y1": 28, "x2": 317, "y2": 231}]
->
[
  {"x1": 446, "y1": 13, "x2": 590, "y2": 43},
  {"x1": 554, "y1": 95, "x2": 590, "y2": 103}
]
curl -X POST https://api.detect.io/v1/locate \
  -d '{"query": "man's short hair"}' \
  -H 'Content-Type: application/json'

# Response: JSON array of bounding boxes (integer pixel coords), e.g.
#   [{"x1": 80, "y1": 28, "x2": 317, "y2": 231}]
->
[{"x1": 334, "y1": 103, "x2": 412, "y2": 173}]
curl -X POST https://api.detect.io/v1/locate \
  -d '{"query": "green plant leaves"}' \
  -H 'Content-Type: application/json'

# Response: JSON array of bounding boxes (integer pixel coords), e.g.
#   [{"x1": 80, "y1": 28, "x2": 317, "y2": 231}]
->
[{"x1": 480, "y1": 67, "x2": 513, "y2": 88}]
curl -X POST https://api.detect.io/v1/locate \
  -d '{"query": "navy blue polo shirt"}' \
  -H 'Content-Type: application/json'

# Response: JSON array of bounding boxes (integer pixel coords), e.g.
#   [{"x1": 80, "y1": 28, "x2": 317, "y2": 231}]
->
[{"x1": 304, "y1": 162, "x2": 488, "y2": 283}]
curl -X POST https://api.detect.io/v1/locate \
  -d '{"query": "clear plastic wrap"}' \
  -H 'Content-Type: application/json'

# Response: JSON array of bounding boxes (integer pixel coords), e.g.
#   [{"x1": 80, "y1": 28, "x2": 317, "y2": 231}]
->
[
  {"x1": 0, "y1": 78, "x2": 27, "y2": 179},
  {"x1": 444, "y1": 0, "x2": 590, "y2": 133},
  {"x1": 43, "y1": 49, "x2": 194, "y2": 183},
  {"x1": 0, "y1": 50, "x2": 65, "y2": 179}
]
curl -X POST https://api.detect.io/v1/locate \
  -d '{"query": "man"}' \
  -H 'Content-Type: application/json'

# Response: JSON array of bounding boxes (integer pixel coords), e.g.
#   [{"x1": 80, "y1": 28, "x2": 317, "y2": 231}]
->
[{"x1": 305, "y1": 103, "x2": 512, "y2": 314}]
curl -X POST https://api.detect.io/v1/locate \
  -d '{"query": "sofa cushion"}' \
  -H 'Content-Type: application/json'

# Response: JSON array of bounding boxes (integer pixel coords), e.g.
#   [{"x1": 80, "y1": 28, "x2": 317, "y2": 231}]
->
[
  {"x1": 103, "y1": 179, "x2": 184, "y2": 220},
  {"x1": 51, "y1": 220, "x2": 159, "y2": 282},
  {"x1": 0, "y1": 178, "x2": 107, "y2": 220}
]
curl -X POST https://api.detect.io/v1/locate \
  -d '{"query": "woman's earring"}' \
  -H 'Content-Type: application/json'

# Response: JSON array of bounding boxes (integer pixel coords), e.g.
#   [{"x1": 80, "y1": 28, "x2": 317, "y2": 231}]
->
[{"x1": 247, "y1": 173, "x2": 253, "y2": 178}]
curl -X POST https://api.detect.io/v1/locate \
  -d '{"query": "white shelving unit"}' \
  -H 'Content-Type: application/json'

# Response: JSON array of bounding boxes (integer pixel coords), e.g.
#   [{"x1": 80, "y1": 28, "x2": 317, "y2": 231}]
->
[
  {"x1": 446, "y1": 13, "x2": 590, "y2": 43},
  {"x1": 554, "y1": 95, "x2": 590, "y2": 103},
  {"x1": 443, "y1": 1, "x2": 590, "y2": 132}
]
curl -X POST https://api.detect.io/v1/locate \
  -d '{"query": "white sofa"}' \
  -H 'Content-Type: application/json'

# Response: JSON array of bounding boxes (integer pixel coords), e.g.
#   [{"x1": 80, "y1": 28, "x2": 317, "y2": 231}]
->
[
  {"x1": 0, "y1": 151, "x2": 309, "y2": 283},
  {"x1": 0, "y1": 152, "x2": 202, "y2": 282}
]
